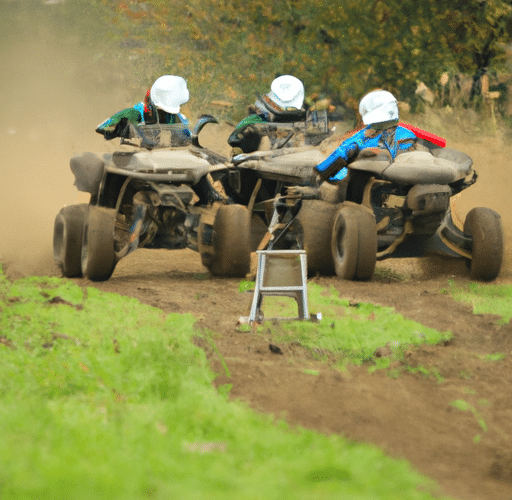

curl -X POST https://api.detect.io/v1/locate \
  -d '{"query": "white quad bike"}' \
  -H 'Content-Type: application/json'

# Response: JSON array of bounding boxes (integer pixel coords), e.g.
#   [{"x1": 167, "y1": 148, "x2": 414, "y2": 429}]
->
[
  {"x1": 53, "y1": 117, "x2": 252, "y2": 281},
  {"x1": 225, "y1": 137, "x2": 504, "y2": 282}
]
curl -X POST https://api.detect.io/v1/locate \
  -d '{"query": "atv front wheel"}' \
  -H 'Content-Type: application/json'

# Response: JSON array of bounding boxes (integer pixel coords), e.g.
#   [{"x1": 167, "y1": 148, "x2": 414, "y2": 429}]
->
[
  {"x1": 53, "y1": 204, "x2": 88, "y2": 277},
  {"x1": 464, "y1": 207, "x2": 503, "y2": 281},
  {"x1": 208, "y1": 204, "x2": 250, "y2": 277},
  {"x1": 331, "y1": 204, "x2": 377, "y2": 280},
  {"x1": 81, "y1": 206, "x2": 117, "y2": 281}
]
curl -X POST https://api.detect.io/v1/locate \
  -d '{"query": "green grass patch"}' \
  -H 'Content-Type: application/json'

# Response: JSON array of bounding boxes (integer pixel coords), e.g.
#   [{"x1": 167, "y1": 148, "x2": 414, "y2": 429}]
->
[
  {"x1": 0, "y1": 266, "x2": 449, "y2": 500},
  {"x1": 251, "y1": 283, "x2": 452, "y2": 367},
  {"x1": 445, "y1": 281, "x2": 512, "y2": 325},
  {"x1": 449, "y1": 399, "x2": 488, "y2": 443}
]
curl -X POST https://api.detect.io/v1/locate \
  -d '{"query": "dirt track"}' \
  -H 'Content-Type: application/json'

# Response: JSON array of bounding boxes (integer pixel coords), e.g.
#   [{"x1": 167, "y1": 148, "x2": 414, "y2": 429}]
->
[
  {"x1": 2, "y1": 117, "x2": 512, "y2": 499},
  {"x1": 77, "y1": 246, "x2": 512, "y2": 500},
  {"x1": 2, "y1": 6, "x2": 512, "y2": 496}
]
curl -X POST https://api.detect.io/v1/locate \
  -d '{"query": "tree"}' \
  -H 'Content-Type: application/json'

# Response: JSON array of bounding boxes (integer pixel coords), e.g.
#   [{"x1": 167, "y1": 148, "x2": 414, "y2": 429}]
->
[{"x1": 106, "y1": 0, "x2": 512, "y2": 113}]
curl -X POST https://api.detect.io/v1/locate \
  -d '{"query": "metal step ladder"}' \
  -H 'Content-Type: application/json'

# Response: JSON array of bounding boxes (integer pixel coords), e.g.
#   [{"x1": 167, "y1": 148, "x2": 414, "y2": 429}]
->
[{"x1": 248, "y1": 249, "x2": 309, "y2": 324}]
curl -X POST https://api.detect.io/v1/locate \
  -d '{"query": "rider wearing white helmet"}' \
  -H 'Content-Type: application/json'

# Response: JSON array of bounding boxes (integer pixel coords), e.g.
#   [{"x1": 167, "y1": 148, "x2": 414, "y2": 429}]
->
[
  {"x1": 228, "y1": 75, "x2": 306, "y2": 153},
  {"x1": 149, "y1": 75, "x2": 190, "y2": 117},
  {"x1": 268, "y1": 75, "x2": 305, "y2": 111},
  {"x1": 96, "y1": 75, "x2": 190, "y2": 140},
  {"x1": 358, "y1": 89, "x2": 399, "y2": 128},
  {"x1": 315, "y1": 89, "x2": 420, "y2": 182}
]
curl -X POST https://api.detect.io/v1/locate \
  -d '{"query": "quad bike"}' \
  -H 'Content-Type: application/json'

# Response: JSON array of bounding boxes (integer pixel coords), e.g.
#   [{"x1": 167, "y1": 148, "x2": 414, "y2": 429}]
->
[
  {"x1": 53, "y1": 116, "x2": 251, "y2": 281},
  {"x1": 229, "y1": 137, "x2": 504, "y2": 282},
  {"x1": 221, "y1": 105, "x2": 333, "y2": 207}
]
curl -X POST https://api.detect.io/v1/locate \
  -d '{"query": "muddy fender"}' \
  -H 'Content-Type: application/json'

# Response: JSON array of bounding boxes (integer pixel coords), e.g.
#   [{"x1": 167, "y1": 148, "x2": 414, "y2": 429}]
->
[{"x1": 70, "y1": 152, "x2": 105, "y2": 194}]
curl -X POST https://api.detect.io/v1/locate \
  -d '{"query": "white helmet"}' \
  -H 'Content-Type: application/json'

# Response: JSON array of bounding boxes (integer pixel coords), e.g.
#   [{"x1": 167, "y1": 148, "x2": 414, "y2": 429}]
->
[
  {"x1": 268, "y1": 75, "x2": 305, "y2": 110},
  {"x1": 359, "y1": 90, "x2": 399, "y2": 126},
  {"x1": 150, "y1": 75, "x2": 190, "y2": 114}
]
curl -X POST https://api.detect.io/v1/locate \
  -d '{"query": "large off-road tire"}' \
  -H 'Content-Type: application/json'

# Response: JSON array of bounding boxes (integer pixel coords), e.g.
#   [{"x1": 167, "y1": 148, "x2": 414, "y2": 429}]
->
[
  {"x1": 53, "y1": 204, "x2": 88, "y2": 277},
  {"x1": 331, "y1": 204, "x2": 377, "y2": 280},
  {"x1": 81, "y1": 206, "x2": 117, "y2": 282},
  {"x1": 250, "y1": 212, "x2": 269, "y2": 252},
  {"x1": 463, "y1": 207, "x2": 503, "y2": 281},
  {"x1": 208, "y1": 204, "x2": 250, "y2": 277},
  {"x1": 296, "y1": 200, "x2": 337, "y2": 275}
]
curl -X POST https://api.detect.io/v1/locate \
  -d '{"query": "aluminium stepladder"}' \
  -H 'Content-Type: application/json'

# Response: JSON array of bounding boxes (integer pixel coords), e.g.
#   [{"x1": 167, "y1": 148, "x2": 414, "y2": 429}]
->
[{"x1": 248, "y1": 249, "x2": 309, "y2": 324}]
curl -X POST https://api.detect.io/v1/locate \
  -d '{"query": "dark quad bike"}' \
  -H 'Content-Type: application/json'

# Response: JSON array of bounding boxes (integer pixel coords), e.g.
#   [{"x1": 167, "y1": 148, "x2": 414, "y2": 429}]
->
[
  {"x1": 229, "y1": 140, "x2": 504, "y2": 282},
  {"x1": 53, "y1": 117, "x2": 252, "y2": 282},
  {"x1": 220, "y1": 106, "x2": 332, "y2": 208}
]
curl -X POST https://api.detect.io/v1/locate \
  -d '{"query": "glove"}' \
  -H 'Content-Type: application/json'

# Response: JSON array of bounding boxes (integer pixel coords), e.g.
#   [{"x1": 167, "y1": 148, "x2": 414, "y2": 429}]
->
[{"x1": 314, "y1": 157, "x2": 347, "y2": 182}]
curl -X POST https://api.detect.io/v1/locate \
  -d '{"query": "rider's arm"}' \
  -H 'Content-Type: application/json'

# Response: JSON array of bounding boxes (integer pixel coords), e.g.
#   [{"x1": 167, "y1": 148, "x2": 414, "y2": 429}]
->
[
  {"x1": 314, "y1": 129, "x2": 365, "y2": 181},
  {"x1": 176, "y1": 113, "x2": 191, "y2": 137},
  {"x1": 95, "y1": 107, "x2": 143, "y2": 140},
  {"x1": 227, "y1": 114, "x2": 268, "y2": 153}
]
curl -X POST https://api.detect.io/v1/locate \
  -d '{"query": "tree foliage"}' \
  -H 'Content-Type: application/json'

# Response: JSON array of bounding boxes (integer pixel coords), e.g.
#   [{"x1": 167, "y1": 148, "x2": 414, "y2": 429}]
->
[{"x1": 105, "y1": 0, "x2": 512, "y2": 116}]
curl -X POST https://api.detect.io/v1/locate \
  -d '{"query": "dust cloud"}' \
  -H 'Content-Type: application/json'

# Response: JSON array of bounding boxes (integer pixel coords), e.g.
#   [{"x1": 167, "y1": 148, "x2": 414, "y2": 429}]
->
[
  {"x1": 0, "y1": 1, "x2": 133, "y2": 279},
  {"x1": 439, "y1": 123, "x2": 512, "y2": 280}
]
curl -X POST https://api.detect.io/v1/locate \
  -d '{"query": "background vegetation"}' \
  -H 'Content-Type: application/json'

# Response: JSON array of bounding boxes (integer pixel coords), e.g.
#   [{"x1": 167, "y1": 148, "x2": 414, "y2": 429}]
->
[{"x1": 90, "y1": 0, "x2": 512, "y2": 120}]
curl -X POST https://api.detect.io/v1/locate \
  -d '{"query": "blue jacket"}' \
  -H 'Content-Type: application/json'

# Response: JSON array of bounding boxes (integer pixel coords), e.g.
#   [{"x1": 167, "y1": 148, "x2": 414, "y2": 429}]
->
[{"x1": 315, "y1": 125, "x2": 418, "y2": 181}]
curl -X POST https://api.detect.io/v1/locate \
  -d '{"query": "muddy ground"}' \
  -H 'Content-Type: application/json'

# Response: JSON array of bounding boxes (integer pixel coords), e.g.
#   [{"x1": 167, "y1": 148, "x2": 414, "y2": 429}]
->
[
  {"x1": 2, "y1": 5, "x2": 512, "y2": 498},
  {"x1": 82, "y1": 247, "x2": 512, "y2": 500},
  {"x1": 4, "y1": 122, "x2": 512, "y2": 500}
]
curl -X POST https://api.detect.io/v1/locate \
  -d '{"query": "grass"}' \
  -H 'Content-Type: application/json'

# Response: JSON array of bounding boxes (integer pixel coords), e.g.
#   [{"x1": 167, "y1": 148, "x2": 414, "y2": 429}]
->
[
  {"x1": 248, "y1": 283, "x2": 452, "y2": 368},
  {"x1": 449, "y1": 399, "x2": 488, "y2": 443},
  {"x1": 0, "y1": 266, "x2": 450, "y2": 500},
  {"x1": 444, "y1": 280, "x2": 512, "y2": 325}
]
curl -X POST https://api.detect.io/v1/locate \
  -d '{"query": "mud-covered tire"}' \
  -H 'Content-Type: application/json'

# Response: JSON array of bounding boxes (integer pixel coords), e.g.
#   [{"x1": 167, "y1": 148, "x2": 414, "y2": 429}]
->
[
  {"x1": 208, "y1": 204, "x2": 250, "y2": 277},
  {"x1": 296, "y1": 200, "x2": 337, "y2": 275},
  {"x1": 331, "y1": 204, "x2": 377, "y2": 280},
  {"x1": 464, "y1": 207, "x2": 503, "y2": 281},
  {"x1": 81, "y1": 206, "x2": 117, "y2": 282},
  {"x1": 250, "y1": 213, "x2": 269, "y2": 252},
  {"x1": 53, "y1": 204, "x2": 88, "y2": 277}
]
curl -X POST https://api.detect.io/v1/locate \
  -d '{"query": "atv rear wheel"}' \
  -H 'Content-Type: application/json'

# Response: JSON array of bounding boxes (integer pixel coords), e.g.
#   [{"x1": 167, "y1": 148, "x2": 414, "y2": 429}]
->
[
  {"x1": 207, "y1": 204, "x2": 250, "y2": 277},
  {"x1": 53, "y1": 204, "x2": 88, "y2": 277},
  {"x1": 464, "y1": 207, "x2": 503, "y2": 281},
  {"x1": 81, "y1": 206, "x2": 117, "y2": 281},
  {"x1": 331, "y1": 204, "x2": 377, "y2": 280},
  {"x1": 296, "y1": 200, "x2": 337, "y2": 275}
]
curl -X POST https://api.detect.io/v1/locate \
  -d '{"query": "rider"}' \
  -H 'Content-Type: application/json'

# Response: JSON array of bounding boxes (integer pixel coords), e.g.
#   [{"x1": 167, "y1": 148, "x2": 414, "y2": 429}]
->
[
  {"x1": 96, "y1": 75, "x2": 222, "y2": 205},
  {"x1": 95, "y1": 75, "x2": 191, "y2": 141},
  {"x1": 315, "y1": 90, "x2": 424, "y2": 182},
  {"x1": 227, "y1": 75, "x2": 306, "y2": 153}
]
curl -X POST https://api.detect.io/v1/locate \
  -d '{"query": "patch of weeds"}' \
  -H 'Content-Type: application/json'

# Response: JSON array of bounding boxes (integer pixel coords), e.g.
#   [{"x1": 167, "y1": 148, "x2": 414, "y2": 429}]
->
[
  {"x1": 236, "y1": 323, "x2": 252, "y2": 333},
  {"x1": 251, "y1": 283, "x2": 452, "y2": 370},
  {"x1": 449, "y1": 399, "x2": 488, "y2": 443},
  {"x1": 482, "y1": 352, "x2": 506, "y2": 362},
  {"x1": 406, "y1": 365, "x2": 445, "y2": 384},
  {"x1": 200, "y1": 330, "x2": 231, "y2": 378},
  {"x1": 370, "y1": 361, "x2": 445, "y2": 383},
  {"x1": 302, "y1": 369, "x2": 319, "y2": 376},
  {"x1": 238, "y1": 280, "x2": 255, "y2": 293},
  {"x1": 368, "y1": 357, "x2": 392, "y2": 373},
  {"x1": 446, "y1": 281, "x2": 512, "y2": 324}
]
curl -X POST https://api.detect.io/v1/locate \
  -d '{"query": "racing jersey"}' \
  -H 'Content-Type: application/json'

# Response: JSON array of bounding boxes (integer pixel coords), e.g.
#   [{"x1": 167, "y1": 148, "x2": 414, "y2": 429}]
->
[
  {"x1": 96, "y1": 101, "x2": 190, "y2": 140},
  {"x1": 228, "y1": 94, "x2": 307, "y2": 153},
  {"x1": 315, "y1": 124, "x2": 418, "y2": 181}
]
